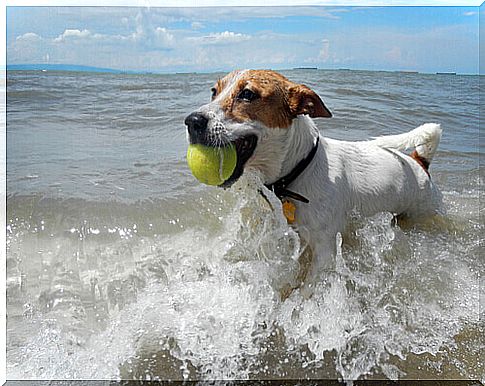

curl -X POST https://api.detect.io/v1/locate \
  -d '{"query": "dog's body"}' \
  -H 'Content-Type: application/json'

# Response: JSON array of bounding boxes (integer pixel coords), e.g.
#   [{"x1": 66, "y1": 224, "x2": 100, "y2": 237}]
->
[
  {"x1": 271, "y1": 116, "x2": 442, "y2": 279},
  {"x1": 185, "y1": 69, "x2": 443, "y2": 286}
]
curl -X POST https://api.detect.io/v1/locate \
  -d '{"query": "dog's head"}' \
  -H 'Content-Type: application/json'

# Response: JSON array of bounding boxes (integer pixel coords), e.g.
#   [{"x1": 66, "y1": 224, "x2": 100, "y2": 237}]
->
[{"x1": 185, "y1": 69, "x2": 332, "y2": 186}]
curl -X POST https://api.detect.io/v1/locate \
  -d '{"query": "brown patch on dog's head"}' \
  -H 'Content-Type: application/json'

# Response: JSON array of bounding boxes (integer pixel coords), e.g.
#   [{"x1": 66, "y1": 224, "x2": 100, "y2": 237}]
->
[{"x1": 213, "y1": 70, "x2": 331, "y2": 129}]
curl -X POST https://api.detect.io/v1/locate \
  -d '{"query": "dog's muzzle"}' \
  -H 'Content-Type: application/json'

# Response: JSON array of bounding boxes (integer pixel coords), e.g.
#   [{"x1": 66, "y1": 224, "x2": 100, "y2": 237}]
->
[{"x1": 184, "y1": 111, "x2": 258, "y2": 187}]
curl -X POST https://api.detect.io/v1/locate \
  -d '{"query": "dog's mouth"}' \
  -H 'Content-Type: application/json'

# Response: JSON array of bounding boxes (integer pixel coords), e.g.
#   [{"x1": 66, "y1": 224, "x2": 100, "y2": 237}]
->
[{"x1": 220, "y1": 134, "x2": 258, "y2": 188}]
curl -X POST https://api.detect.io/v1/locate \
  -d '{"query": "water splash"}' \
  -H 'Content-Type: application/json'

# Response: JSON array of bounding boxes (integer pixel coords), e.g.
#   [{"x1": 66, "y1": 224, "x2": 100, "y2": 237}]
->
[{"x1": 6, "y1": 175, "x2": 483, "y2": 381}]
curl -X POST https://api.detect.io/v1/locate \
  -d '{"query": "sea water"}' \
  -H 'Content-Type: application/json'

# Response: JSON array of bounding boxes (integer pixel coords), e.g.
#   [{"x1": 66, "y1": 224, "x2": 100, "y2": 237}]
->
[{"x1": 6, "y1": 69, "x2": 483, "y2": 381}]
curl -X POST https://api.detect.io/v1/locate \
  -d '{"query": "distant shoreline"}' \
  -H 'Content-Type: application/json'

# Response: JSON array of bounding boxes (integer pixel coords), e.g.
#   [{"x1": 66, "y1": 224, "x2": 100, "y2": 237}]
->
[{"x1": 5, "y1": 64, "x2": 479, "y2": 77}]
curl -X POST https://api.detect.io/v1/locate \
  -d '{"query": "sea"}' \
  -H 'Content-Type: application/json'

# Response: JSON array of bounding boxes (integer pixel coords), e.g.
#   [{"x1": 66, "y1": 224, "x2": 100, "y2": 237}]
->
[{"x1": 5, "y1": 69, "x2": 484, "y2": 382}]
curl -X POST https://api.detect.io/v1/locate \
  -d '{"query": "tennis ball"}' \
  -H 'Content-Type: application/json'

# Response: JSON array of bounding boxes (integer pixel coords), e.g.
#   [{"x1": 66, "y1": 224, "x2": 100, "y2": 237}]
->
[{"x1": 187, "y1": 144, "x2": 237, "y2": 186}]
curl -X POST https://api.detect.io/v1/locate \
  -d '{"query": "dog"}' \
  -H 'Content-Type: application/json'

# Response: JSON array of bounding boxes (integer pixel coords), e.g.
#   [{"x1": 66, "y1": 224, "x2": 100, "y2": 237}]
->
[{"x1": 184, "y1": 69, "x2": 443, "y2": 290}]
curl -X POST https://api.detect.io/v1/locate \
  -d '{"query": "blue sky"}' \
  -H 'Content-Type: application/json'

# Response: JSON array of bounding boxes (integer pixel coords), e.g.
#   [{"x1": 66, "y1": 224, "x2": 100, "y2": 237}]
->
[{"x1": 6, "y1": 5, "x2": 480, "y2": 74}]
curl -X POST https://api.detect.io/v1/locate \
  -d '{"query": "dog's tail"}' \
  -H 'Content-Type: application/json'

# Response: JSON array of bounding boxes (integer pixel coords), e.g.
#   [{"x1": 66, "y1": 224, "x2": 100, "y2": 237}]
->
[{"x1": 371, "y1": 123, "x2": 442, "y2": 166}]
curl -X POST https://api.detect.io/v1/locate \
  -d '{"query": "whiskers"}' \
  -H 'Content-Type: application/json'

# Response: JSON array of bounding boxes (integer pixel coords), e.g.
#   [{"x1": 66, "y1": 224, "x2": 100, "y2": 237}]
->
[
  {"x1": 208, "y1": 135, "x2": 231, "y2": 148},
  {"x1": 207, "y1": 124, "x2": 232, "y2": 148}
]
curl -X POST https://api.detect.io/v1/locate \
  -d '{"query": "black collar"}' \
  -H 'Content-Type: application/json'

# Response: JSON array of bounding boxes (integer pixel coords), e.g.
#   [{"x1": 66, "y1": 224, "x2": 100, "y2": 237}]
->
[{"x1": 264, "y1": 137, "x2": 319, "y2": 203}]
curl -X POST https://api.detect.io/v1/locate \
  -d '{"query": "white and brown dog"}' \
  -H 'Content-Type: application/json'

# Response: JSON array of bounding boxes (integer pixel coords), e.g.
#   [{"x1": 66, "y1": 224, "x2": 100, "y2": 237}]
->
[{"x1": 185, "y1": 69, "x2": 442, "y2": 288}]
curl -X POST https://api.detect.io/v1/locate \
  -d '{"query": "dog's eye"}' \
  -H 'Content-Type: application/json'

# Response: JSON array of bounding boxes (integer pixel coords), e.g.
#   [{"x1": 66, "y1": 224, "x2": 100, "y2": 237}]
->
[
  {"x1": 237, "y1": 88, "x2": 258, "y2": 102},
  {"x1": 211, "y1": 87, "x2": 217, "y2": 99}
]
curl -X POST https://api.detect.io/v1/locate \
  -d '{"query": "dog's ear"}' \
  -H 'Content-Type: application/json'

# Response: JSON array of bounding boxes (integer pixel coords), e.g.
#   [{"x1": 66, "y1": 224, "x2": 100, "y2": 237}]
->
[{"x1": 288, "y1": 84, "x2": 332, "y2": 118}]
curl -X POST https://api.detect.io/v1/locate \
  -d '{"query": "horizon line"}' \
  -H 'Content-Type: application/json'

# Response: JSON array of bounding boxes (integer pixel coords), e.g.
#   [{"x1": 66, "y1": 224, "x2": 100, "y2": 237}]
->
[{"x1": 4, "y1": 63, "x2": 480, "y2": 76}]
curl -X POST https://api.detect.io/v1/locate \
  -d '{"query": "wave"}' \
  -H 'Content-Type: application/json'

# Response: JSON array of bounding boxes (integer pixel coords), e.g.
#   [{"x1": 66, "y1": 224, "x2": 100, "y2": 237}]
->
[{"x1": 6, "y1": 174, "x2": 483, "y2": 381}]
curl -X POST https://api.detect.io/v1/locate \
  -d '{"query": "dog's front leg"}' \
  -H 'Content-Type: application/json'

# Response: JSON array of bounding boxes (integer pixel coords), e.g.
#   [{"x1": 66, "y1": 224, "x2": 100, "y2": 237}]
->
[
  {"x1": 298, "y1": 232, "x2": 339, "y2": 299},
  {"x1": 279, "y1": 243, "x2": 313, "y2": 301},
  {"x1": 279, "y1": 231, "x2": 337, "y2": 301}
]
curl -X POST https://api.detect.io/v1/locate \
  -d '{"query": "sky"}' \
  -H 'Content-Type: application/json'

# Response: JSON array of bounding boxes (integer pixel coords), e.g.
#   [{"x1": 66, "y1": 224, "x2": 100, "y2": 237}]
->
[{"x1": 5, "y1": 5, "x2": 481, "y2": 74}]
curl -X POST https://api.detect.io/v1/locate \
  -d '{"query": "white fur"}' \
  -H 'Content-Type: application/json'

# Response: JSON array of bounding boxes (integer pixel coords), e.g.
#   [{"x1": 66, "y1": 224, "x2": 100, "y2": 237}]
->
[
  {"x1": 261, "y1": 116, "x2": 443, "y2": 282},
  {"x1": 369, "y1": 123, "x2": 442, "y2": 161},
  {"x1": 189, "y1": 75, "x2": 443, "y2": 288}
]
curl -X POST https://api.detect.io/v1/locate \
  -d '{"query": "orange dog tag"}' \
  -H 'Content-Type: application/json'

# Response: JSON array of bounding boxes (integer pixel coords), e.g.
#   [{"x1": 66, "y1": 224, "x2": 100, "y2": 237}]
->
[{"x1": 282, "y1": 199, "x2": 296, "y2": 224}]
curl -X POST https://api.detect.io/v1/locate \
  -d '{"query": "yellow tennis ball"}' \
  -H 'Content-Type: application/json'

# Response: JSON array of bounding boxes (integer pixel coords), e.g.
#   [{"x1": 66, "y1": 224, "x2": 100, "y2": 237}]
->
[{"x1": 187, "y1": 144, "x2": 237, "y2": 186}]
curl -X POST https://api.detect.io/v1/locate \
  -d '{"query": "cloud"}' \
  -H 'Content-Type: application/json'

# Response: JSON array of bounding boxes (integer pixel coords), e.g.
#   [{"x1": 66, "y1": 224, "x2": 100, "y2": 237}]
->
[
  {"x1": 191, "y1": 31, "x2": 251, "y2": 45},
  {"x1": 183, "y1": 31, "x2": 325, "y2": 70},
  {"x1": 131, "y1": 10, "x2": 175, "y2": 49},
  {"x1": 54, "y1": 29, "x2": 91, "y2": 42},
  {"x1": 52, "y1": 28, "x2": 131, "y2": 47},
  {"x1": 125, "y1": 7, "x2": 345, "y2": 23},
  {"x1": 191, "y1": 22, "x2": 204, "y2": 30},
  {"x1": 16, "y1": 32, "x2": 41, "y2": 42},
  {"x1": 154, "y1": 27, "x2": 175, "y2": 46},
  {"x1": 50, "y1": 19, "x2": 174, "y2": 50},
  {"x1": 318, "y1": 39, "x2": 330, "y2": 61},
  {"x1": 7, "y1": 6, "x2": 479, "y2": 74},
  {"x1": 327, "y1": 23, "x2": 477, "y2": 72},
  {"x1": 385, "y1": 46, "x2": 402, "y2": 63}
]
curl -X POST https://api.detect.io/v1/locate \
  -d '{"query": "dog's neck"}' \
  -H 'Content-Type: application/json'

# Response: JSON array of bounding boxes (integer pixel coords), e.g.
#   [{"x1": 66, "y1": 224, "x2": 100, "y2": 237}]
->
[
  {"x1": 279, "y1": 115, "x2": 321, "y2": 180},
  {"x1": 246, "y1": 115, "x2": 321, "y2": 185}
]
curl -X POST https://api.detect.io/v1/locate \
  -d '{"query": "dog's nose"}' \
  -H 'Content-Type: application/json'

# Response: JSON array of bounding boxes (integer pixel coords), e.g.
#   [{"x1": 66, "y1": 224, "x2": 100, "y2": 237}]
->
[{"x1": 185, "y1": 112, "x2": 208, "y2": 136}]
